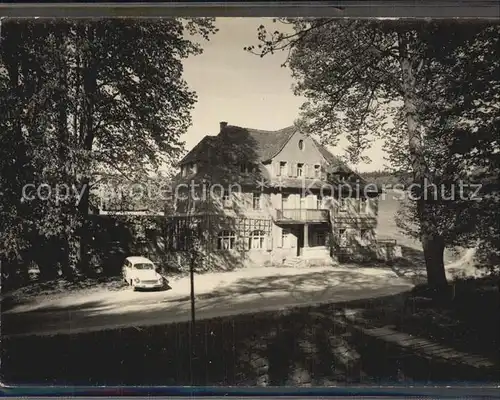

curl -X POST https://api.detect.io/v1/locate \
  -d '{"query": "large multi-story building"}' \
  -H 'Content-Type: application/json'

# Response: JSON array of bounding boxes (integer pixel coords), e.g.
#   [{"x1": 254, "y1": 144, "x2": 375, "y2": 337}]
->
[{"x1": 167, "y1": 122, "x2": 395, "y2": 268}]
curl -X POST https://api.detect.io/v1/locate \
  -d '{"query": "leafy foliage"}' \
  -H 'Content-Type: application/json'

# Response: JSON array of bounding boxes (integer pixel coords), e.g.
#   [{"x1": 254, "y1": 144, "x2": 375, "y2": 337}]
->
[
  {"x1": 0, "y1": 18, "x2": 216, "y2": 287},
  {"x1": 247, "y1": 19, "x2": 500, "y2": 285}
]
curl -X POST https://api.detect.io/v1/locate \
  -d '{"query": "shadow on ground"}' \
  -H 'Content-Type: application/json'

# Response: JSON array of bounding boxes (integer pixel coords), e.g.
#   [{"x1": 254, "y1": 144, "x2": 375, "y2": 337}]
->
[
  {"x1": 0, "y1": 276, "x2": 129, "y2": 312},
  {"x1": 388, "y1": 245, "x2": 427, "y2": 284},
  {"x1": 333, "y1": 244, "x2": 427, "y2": 284},
  {"x1": 1, "y1": 267, "x2": 405, "y2": 336},
  {"x1": 2, "y1": 275, "x2": 498, "y2": 386}
]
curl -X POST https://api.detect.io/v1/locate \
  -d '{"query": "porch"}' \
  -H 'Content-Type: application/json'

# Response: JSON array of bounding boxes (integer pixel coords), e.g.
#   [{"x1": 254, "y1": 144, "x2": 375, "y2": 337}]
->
[{"x1": 279, "y1": 222, "x2": 331, "y2": 259}]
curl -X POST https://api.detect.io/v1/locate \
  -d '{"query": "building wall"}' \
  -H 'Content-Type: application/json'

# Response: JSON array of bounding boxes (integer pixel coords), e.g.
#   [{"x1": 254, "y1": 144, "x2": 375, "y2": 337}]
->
[
  {"x1": 173, "y1": 185, "x2": 381, "y2": 262},
  {"x1": 171, "y1": 129, "x2": 385, "y2": 267},
  {"x1": 267, "y1": 131, "x2": 327, "y2": 179}
]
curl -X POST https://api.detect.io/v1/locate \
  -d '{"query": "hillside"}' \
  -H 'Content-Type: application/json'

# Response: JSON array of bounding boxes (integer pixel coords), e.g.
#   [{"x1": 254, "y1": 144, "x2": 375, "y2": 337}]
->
[{"x1": 360, "y1": 170, "x2": 410, "y2": 188}]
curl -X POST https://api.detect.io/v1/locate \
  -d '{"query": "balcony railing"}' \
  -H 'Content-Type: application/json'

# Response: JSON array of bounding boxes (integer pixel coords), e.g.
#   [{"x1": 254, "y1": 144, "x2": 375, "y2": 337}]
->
[{"x1": 275, "y1": 208, "x2": 329, "y2": 223}]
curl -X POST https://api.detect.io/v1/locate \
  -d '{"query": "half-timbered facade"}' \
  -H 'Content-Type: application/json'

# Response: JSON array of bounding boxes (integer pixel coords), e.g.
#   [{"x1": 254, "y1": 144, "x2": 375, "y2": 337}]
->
[{"x1": 167, "y1": 122, "x2": 392, "y2": 268}]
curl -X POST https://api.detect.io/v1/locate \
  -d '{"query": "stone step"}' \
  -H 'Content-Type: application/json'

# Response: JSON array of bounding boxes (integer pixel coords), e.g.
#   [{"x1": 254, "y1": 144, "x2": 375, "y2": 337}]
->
[
  {"x1": 334, "y1": 309, "x2": 497, "y2": 371},
  {"x1": 282, "y1": 257, "x2": 336, "y2": 268}
]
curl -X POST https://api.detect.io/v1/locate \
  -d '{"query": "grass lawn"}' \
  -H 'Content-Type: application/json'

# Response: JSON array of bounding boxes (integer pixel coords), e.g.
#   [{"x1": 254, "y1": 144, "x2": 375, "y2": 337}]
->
[{"x1": 2, "y1": 277, "x2": 498, "y2": 386}]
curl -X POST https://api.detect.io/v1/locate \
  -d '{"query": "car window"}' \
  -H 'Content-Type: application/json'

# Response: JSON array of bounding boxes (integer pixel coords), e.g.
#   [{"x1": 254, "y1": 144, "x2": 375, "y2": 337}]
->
[{"x1": 134, "y1": 263, "x2": 154, "y2": 270}]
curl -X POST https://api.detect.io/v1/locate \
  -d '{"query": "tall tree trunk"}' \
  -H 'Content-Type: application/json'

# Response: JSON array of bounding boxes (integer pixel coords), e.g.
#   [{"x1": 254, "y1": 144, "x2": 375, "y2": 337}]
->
[
  {"x1": 36, "y1": 240, "x2": 60, "y2": 281},
  {"x1": 422, "y1": 232, "x2": 446, "y2": 285},
  {"x1": 78, "y1": 179, "x2": 92, "y2": 275},
  {"x1": 398, "y1": 30, "x2": 448, "y2": 289}
]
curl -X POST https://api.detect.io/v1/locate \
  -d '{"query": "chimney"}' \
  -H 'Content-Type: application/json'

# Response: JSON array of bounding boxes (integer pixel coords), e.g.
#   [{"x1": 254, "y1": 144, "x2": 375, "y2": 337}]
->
[{"x1": 219, "y1": 121, "x2": 228, "y2": 131}]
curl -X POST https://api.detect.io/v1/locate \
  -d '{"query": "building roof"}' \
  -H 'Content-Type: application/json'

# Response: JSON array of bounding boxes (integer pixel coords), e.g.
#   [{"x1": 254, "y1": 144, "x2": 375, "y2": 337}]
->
[
  {"x1": 175, "y1": 123, "x2": 378, "y2": 192},
  {"x1": 178, "y1": 125, "x2": 297, "y2": 166},
  {"x1": 172, "y1": 165, "x2": 272, "y2": 188},
  {"x1": 311, "y1": 138, "x2": 353, "y2": 174},
  {"x1": 237, "y1": 125, "x2": 297, "y2": 162},
  {"x1": 180, "y1": 124, "x2": 355, "y2": 171},
  {"x1": 178, "y1": 136, "x2": 218, "y2": 166}
]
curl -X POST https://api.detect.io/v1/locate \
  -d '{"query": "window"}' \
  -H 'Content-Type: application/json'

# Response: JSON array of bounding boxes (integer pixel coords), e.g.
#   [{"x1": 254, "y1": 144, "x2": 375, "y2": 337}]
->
[
  {"x1": 317, "y1": 195, "x2": 323, "y2": 209},
  {"x1": 300, "y1": 193, "x2": 306, "y2": 208},
  {"x1": 222, "y1": 189, "x2": 231, "y2": 208},
  {"x1": 339, "y1": 197, "x2": 347, "y2": 212},
  {"x1": 248, "y1": 230, "x2": 266, "y2": 249},
  {"x1": 182, "y1": 162, "x2": 195, "y2": 176},
  {"x1": 176, "y1": 197, "x2": 188, "y2": 213},
  {"x1": 279, "y1": 161, "x2": 287, "y2": 176},
  {"x1": 359, "y1": 197, "x2": 368, "y2": 213},
  {"x1": 281, "y1": 228, "x2": 290, "y2": 247},
  {"x1": 134, "y1": 263, "x2": 154, "y2": 270},
  {"x1": 217, "y1": 230, "x2": 236, "y2": 250},
  {"x1": 252, "y1": 192, "x2": 261, "y2": 210},
  {"x1": 281, "y1": 193, "x2": 289, "y2": 209},
  {"x1": 298, "y1": 140, "x2": 304, "y2": 150},
  {"x1": 338, "y1": 229, "x2": 347, "y2": 247},
  {"x1": 297, "y1": 163, "x2": 304, "y2": 177},
  {"x1": 360, "y1": 229, "x2": 370, "y2": 243},
  {"x1": 314, "y1": 164, "x2": 321, "y2": 178},
  {"x1": 241, "y1": 163, "x2": 257, "y2": 174}
]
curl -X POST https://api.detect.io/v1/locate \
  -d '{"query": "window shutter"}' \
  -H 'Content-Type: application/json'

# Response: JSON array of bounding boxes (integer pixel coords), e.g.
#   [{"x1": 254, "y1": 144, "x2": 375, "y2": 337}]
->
[
  {"x1": 304, "y1": 164, "x2": 309, "y2": 178},
  {"x1": 266, "y1": 235, "x2": 272, "y2": 251},
  {"x1": 275, "y1": 162, "x2": 280, "y2": 176},
  {"x1": 243, "y1": 235, "x2": 250, "y2": 251},
  {"x1": 288, "y1": 162, "x2": 293, "y2": 177},
  {"x1": 233, "y1": 191, "x2": 241, "y2": 208}
]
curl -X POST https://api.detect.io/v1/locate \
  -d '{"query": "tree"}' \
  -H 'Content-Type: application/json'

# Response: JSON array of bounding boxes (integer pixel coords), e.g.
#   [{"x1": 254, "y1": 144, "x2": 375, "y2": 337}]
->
[
  {"x1": 415, "y1": 24, "x2": 500, "y2": 272},
  {"x1": 0, "y1": 18, "x2": 217, "y2": 283},
  {"x1": 247, "y1": 20, "x2": 500, "y2": 288}
]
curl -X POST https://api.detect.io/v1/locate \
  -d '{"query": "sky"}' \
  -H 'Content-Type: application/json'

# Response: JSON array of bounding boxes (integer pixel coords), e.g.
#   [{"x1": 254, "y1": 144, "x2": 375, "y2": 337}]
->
[{"x1": 180, "y1": 18, "x2": 387, "y2": 173}]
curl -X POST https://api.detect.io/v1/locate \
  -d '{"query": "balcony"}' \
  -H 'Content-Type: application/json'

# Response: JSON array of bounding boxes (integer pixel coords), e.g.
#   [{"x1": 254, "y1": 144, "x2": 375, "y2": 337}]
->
[{"x1": 275, "y1": 208, "x2": 330, "y2": 224}]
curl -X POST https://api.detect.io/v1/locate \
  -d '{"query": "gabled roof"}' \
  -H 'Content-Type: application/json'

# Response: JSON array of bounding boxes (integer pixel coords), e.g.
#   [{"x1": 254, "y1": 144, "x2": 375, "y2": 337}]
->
[
  {"x1": 311, "y1": 138, "x2": 350, "y2": 172},
  {"x1": 178, "y1": 136, "x2": 218, "y2": 166},
  {"x1": 172, "y1": 164, "x2": 272, "y2": 188},
  {"x1": 178, "y1": 125, "x2": 297, "y2": 166},
  {"x1": 176, "y1": 124, "x2": 378, "y2": 191},
  {"x1": 233, "y1": 125, "x2": 297, "y2": 162}
]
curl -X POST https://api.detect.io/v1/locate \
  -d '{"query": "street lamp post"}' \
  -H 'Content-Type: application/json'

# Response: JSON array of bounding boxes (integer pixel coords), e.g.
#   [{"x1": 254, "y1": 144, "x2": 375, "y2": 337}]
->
[
  {"x1": 185, "y1": 181, "x2": 209, "y2": 384},
  {"x1": 189, "y1": 226, "x2": 196, "y2": 330}
]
